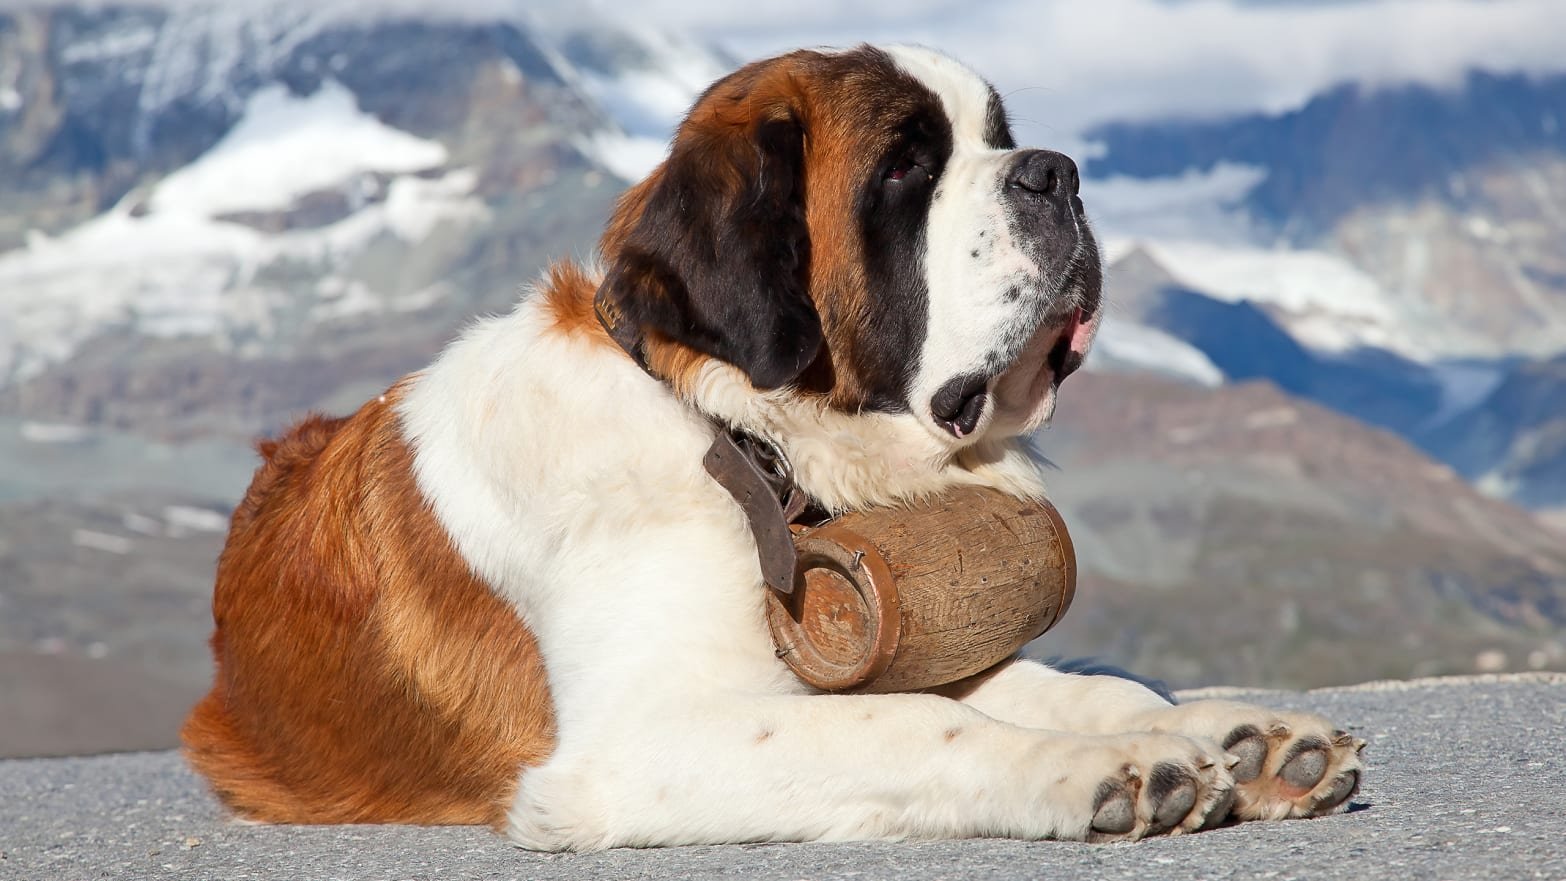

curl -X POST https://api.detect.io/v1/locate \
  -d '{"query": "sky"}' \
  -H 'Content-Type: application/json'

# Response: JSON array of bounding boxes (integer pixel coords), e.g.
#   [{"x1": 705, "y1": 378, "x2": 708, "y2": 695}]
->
[
  {"x1": 9, "y1": 0, "x2": 1566, "y2": 151},
  {"x1": 600, "y1": 0, "x2": 1566, "y2": 148}
]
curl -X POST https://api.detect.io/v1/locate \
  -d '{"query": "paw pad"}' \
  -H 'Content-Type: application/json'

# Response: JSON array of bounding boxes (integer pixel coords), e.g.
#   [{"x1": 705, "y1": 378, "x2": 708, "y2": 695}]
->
[
  {"x1": 1279, "y1": 739, "x2": 1330, "y2": 792},
  {"x1": 1091, "y1": 780, "x2": 1137, "y2": 835},
  {"x1": 1147, "y1": 763, "x2": 1197, "y2": 832},
  {"x1": 1220, "y1": 719, "x2": 1365, "y2": 821},
  {"x1": 1223, "y1": 725, "x2": 1267, "y2": 782},
  {"x1": 1313, "y1": 770, "x2": 1359, "y2": 811}
]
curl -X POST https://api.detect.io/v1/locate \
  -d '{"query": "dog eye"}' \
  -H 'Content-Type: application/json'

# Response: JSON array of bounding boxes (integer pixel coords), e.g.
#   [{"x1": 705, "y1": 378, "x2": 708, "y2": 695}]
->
[{"x1": 885, "y1": 155, "x2": 933, "y2": 184}]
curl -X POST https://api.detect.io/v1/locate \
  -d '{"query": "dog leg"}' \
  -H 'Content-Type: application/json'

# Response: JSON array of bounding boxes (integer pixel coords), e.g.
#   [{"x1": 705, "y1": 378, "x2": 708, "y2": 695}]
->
[
  {"x1": 951, "y1": 659, "x2": 1365, "y2": 823},
  {"x1": 504, "y1": 692, "x2": 1234, "y2": 850}
]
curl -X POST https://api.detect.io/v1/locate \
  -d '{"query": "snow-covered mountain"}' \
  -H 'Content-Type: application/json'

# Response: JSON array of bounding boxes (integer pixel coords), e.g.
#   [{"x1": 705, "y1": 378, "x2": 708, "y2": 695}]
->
[
  {"x1": 1081, "y1": 68, "x2": 1566, "y2": 517},
  {"x1": 1087, "y1": 71, "x2": 1566, "y2": 364},
  {"x1": 0, "y1": 3, "x2": 726, "y2": 424},
  {"x1": 1092, "y1": 241, "x2": 1566, "y2": 516}
]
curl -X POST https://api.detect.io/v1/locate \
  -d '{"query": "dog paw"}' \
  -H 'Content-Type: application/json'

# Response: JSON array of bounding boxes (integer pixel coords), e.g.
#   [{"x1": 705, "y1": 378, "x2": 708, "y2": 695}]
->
[
  {"x1": 1066, "y1": 733, "x2": 1236, "y2": 842},
  {"x1": 1139, "y1": 701, "x2": 1365, "y2": 823}
]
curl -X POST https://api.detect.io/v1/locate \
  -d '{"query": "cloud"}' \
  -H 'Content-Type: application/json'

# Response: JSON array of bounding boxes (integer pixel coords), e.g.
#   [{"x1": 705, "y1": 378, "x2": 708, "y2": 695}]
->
[
  {"x1": 7, "y1": 0, "x2": 1563, "y2": 151},
  {"x1": 590, "y1": 0, "x2": 1566, "y2": 148}
]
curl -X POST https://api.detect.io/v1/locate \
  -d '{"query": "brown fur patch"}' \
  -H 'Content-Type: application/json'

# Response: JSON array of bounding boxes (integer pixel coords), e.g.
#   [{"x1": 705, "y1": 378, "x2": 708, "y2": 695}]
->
[
  {"x1": 540, "y1": 260, "x2": 608, "y2": 341},
  {"x1": 540, "y1": 260, "x2": 715, "y2": 389},
  {"x1": 182, "y1": 386, "x2": 554, "y2": 826}
]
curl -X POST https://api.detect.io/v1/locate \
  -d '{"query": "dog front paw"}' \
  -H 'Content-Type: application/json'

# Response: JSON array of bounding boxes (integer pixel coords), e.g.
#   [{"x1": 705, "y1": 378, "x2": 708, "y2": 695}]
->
[
  {"x1": 1139, "y1": 701, "x2": 1365, "y2": 823},
  {"x1": 1053, "y1": 733, "x2": 1236, "y2": 842}
]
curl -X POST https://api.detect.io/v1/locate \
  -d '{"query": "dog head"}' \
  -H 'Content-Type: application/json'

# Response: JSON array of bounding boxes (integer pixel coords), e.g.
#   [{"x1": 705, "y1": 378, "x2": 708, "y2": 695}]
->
[{"x1": 596, "y1": 45, "x2": 1101, "y2": 450}]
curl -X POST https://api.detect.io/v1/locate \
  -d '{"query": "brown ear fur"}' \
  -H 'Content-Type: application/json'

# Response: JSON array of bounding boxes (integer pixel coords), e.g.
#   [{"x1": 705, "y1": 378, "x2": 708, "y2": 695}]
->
[{"x1": 596, "y1": 53, "x2": 824, "y2": 391}]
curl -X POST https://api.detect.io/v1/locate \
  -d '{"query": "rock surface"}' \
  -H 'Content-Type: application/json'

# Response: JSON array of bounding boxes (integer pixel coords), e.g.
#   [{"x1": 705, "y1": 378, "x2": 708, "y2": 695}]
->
[{"x1": 3, "y1": 673, "x2": 1562, "y2": 880}]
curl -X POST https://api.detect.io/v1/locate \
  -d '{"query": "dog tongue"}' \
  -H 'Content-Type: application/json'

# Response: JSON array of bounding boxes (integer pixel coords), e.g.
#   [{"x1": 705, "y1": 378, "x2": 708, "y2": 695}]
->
[{"x1": 1047, "y1": 308, "x2": 1098, "y2": 384}]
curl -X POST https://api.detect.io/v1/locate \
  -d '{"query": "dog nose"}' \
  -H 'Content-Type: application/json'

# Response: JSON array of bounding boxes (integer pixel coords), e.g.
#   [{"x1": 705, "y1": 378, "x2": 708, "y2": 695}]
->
[{"x1": 1006, "y1": 150, "x2": 1079, "y2": 200}]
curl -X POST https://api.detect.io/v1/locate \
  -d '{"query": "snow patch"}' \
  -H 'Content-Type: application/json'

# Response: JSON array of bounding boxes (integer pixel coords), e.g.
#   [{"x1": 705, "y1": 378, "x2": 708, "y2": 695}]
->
[
  {"x1": 580, "y1": 131, "x2": 671, "y2": 182},
  {"x1": 0, "y1": 82, "x2": 483, "y2": 386},
  {"x1": 0, "y1": 88, "x2": 21, "y2": 113},
  {"x1": 151, "y1": 82, "x2": 447, "y2": 217},
  {"x1": 72, "y1": 529, "x2": 134, "y2": 555},
  {"x1": 573, "y1": 27, "x2": 728, "y2": 180},
  {"x1": 0, "y1": 206, "x2": 268, "y2": 383},
  {"x1": 1086, "y1": 319, "x2": 1226, "y2": 388},
  {"x1": 20, "y1": 422, "x2": 92, "y2": 444},
  {"x1": 1118, "y1": 239, "x2": 1411, "y2": 355},
  {"x1": 382, "y1": 169, "x2": 486, "y2": 241},
  {"x1": 310, "y1": 278, "x2": 379, "y2": 321},
  {"x1": 122, "y1": 512, "x2": 165, "y2": 536},
  {"x1": 164, "y1": 505, "x2": 230, "y2": 534},
  {"x1": 1476, "y1": 469, "x2": 1519, "y2": 501},
  {"x1": 59, "y1": 25, "x2": 159, "y2": 64},
  {"x1": 1424, "y1": 361, "x2": 1509, "y2": 429}
]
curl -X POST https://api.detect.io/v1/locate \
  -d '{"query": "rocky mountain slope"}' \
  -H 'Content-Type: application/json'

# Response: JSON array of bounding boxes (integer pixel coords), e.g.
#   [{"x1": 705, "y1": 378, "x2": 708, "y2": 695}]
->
[
  {"x1": 1086, "y1": 70, "x2": 1566, "y2": 514},
  {"x1": 1097, "y1": 243, "x2": 1566, "y2": 519},
  {"x1": 1033, "y1": 374, "x2": 1566, "y2": 688},
  {"x1": 1088, "y1": 71, "x2": 1566, "y2": 362},
  {"x1": 0, "y1": 3, "x2": 722, "y2": 438}
]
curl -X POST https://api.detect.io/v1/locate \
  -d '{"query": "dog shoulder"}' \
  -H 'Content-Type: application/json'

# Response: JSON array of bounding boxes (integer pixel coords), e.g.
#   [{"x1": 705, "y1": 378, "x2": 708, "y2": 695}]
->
[{"x1": 393, "y1": 269, "x2": 726, "y2": 594}]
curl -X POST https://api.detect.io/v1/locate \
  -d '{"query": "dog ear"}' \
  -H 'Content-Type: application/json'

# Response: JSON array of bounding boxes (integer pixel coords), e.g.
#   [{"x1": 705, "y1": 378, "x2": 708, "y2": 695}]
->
[{"x1": 596, "y1": 70, "x2": 821, "y2": 391}]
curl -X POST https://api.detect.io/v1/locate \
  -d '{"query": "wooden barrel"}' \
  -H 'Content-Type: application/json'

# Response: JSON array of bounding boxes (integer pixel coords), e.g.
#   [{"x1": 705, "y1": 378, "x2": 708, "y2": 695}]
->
[{"x1": 765, "y1": 487, "x2": 1077, "y2": 693}]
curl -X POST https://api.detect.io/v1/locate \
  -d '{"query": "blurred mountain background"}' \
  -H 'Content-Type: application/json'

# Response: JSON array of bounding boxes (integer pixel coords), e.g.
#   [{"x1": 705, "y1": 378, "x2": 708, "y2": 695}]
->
[{"x1": 1, "y1": 0, "x2": 1563, "y2": 757}]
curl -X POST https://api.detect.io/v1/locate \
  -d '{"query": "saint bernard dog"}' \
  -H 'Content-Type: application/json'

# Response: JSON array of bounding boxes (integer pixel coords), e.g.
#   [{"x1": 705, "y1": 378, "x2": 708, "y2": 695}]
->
[{"x1": 184, "y1": 45, "x2": 1364, "y2": 849}]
